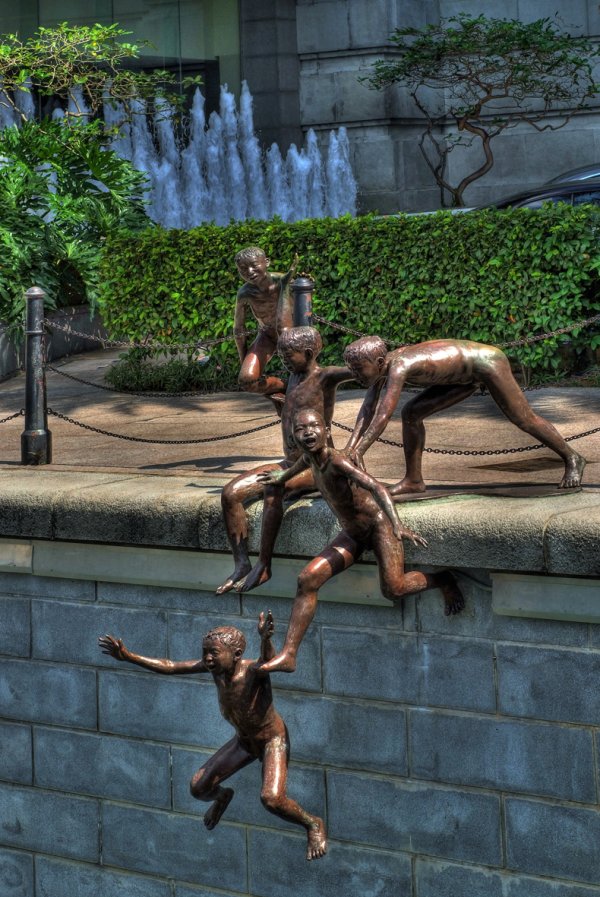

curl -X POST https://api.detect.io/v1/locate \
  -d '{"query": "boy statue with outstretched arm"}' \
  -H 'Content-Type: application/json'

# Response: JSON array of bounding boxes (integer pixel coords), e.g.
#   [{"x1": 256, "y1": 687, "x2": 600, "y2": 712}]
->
[
  {"x1": 256, "y1": 409, "x2": 464, "y2": 674},
  {"x1": 98, "y1": 611, "x2": 327, "y2": 861},
  {"x1": 343, "y1": 336, "x2": 585, "y2": 493},
  {"x1": 233, "y1": 246, "x2": 297, "y2": 406},
  {"x1": 217, "y1": 325, "x2": 355, "y2": 595}
]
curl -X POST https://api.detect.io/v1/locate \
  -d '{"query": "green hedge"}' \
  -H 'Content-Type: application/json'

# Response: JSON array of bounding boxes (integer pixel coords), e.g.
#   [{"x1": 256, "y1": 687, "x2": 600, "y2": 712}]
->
[{"x1": 98, "y1": 206, "x2": 600, "y2": 378}]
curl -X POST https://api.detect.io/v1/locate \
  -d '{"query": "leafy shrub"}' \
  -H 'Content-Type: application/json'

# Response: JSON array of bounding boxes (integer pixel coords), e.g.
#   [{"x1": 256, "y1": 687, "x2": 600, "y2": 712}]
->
[
  {"x1": 99, "y1": 205, "x2": 600, "y2": 380},
  {"x1": 0, "y1": 120, "x2": 150, "y2": 325}
]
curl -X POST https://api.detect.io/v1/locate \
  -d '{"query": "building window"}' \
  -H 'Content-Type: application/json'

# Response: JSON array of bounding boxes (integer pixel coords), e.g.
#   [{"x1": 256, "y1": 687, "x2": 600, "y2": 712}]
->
[{"x1": 0, "y1": 0, "x2": 240, "y2": 112}]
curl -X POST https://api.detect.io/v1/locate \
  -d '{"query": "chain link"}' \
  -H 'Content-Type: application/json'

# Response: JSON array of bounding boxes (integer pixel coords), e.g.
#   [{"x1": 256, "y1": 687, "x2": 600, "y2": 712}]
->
[
  {"x1": 331, "y1": 419, "x2": 600, "y2": 455},
  {"x1": 314, "y1": 312, "x2": 600, "y2": 350},
  {"x1": 0, "y1": 410, "x2": 24, "y2": 424},
  {"x1": 47, "y1": 408, "x2": 280, "y2": 444},
  {"x1": 46, "y1": 364, "x2": 242, "y2": 398},
  {"x1": 44, "y1": 318, "x2": 256, "y2": 352}
]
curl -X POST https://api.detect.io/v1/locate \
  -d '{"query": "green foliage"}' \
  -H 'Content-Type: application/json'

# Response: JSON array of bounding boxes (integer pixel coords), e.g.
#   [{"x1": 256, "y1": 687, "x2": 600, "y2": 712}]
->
[
  {"x1": 366, "y1": 15, "x2": 600, "y2": 207},
  {"x1": 98, "y1": 204, "x2": 600, "y2": 380},
  {"x1": 0, "y1": 22, "x2": 184, "y2": 123},
  {"x1": 0, "y1": 22, "x2": 170, "y2": 323},
  {"x1": 104, "y1": 352, "x2": 239, "y2": 394},
  {"x1": 0, "y1": 120, "x2": 149, "y2": 323}
]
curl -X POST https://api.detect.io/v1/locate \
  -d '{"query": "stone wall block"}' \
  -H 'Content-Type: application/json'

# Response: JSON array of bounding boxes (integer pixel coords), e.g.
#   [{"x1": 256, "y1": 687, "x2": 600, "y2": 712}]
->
[
  {"x1": 348, "y1": 0, "x2": 396, "y2": 48},
  {"x1": 415, "y1": 857, "x2": 600, "y2": 897},
  {"x1": 505, "y1": 797, "x2": 600, "y2": 885},
  {"x1": 34, "y1": 728, "x2": 171, "y2": 808},
  {"x1": 322, "y1": 627, "x2": 495, "y2": 712},
  {"x1": 172, "y1": 746, "x2": 326, "y2": 830},
  {"x1": 0, "y1": 597, "x2": 30, "y2": 657},
  {"x1": 99, "y1": 671, "x2": 230, "y2": 748},
  {"x1": 296, "y1": 2, "x2": 350, "y2": 54},
  {"x1": 0, "y1": 847, "x2": 33, "y2": 897},
  {"x1": 101, "y1": 803, "x2": 246, "y2": 891},
  {"x1": 169, "y1": 610, "x2": 322, "y2": 693},
  {"x1": 0, "y1": 784, "x2": 98, "y2": 860},
  {"x1": 0, "y1": 659, "x2": 97, "y2": 729},
  {"x1": 0, "y1": 722, "x2": 32, "y2": 786},
  {"x1": 35, "y1": 856, "x2": 171, "y2": 897},
  {"x1": 416, "y1": 581, "x2": 589, "y2": 647},
  {"x1": 0, "y1": 571, "x2": 95, "y2": 601},
  {"x1": 497, "y1": 644, "x2": 600, "y2": 724},
  {"x1": 249, "y1": 827, "x2": 412, "y2": 897},
  {"x1": 409, "y1": 709, "x2": 596, "y2": 801},
  {"x1": 277, "y1": 692, "x2": 407, "y2": 774},
  {"x1": 97, "y1": 580, "x2": 240, "y2": 616},
  {"x1": 32, "y1": 600, "x2": 168, "y2": 667},
  {"x1": 328, "y1": 770, "x2": 502, "y2": 865}
]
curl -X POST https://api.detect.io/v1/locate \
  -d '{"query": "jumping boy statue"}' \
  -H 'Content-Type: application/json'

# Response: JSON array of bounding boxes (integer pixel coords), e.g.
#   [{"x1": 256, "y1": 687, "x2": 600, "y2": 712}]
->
[
  {"x1": 256, "y1": 409, "x2": 464, "y2": 674},
  {"x1": 98, "y1": 611, "x2": 327, "y2": 861}
]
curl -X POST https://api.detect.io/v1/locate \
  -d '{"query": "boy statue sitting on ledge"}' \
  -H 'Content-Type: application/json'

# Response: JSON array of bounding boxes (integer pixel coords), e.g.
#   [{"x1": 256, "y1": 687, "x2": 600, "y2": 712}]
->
[{"x1": 98, "y1": 611, "x2": 327, "y2": 861}]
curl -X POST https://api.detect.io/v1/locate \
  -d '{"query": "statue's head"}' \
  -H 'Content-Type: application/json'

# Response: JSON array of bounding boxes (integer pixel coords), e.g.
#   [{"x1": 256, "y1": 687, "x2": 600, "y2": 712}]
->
[
  {"x1": 292, "y1": 408, "x2": 329, "y2": 454},
  {"x1": 343, "y1": 335, "x2": 388, "y2": 387},
  {"x1": 202, "y1": 626, "x2": 246, "y2": 672},
  {"x1": 235, "y1": 246, "x2": 269, "y2": 282},
  {"x1": 277, "y1": 326, "x2": 322, "y2": 372}
]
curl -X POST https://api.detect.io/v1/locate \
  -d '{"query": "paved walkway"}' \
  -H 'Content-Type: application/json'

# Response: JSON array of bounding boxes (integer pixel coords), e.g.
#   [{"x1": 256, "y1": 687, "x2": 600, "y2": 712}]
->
[{"x1": 0, "y1": 349, "x2": 597, "y2": 493}]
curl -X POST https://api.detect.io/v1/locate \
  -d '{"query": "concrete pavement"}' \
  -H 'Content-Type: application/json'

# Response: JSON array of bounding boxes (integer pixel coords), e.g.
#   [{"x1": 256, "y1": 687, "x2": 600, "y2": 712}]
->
[{"x1": 0, "y1": 349, "x2": 596, "y2": 494}]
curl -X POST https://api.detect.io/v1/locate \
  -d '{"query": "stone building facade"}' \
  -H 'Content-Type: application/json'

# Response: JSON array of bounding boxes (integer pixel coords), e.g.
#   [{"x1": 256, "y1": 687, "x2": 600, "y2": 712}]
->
[{"x1": 2, "y1": 2, "x2": 599, "y2": 210}]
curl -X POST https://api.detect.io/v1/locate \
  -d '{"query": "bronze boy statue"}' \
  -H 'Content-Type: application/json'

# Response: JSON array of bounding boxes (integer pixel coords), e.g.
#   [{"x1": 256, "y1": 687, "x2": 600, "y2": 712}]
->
[
  {"x1": 217, "y1": 325, "x2": 355, "y2": 595},
  {"x1": 98, "y1": 612, "x2": 327, "y2": 861},
  {"x1": 343, "y1": 336, "x2": 586, "y2": 494},
  {"x1": 256, "y1": 409, "x2": 464, "y2": 674},
  {"x1": 233, "y1": 246, "x2": 297, "y2": 406}
]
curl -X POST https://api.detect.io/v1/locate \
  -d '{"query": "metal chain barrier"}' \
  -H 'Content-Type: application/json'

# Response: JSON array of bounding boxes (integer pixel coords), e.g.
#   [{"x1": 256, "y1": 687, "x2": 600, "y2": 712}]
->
[
  {"x1": 47, "y1": 408, "x2": 280, "y2": 445},
  {"x1": 46, "y1": 364, "x2": 242, "y2": 398},
  {"x1": 0, "y1": 410, "x2": 24, "y2": 424},
  {"x1": 331, "y1": 419, "x2": 600, "y2": 456},
  {"x1": 44, "y1": 318, "x2": 257, "y2": 352},
  {"x1": 313, "y1": 311, "x2": 600, "y2": 350}
]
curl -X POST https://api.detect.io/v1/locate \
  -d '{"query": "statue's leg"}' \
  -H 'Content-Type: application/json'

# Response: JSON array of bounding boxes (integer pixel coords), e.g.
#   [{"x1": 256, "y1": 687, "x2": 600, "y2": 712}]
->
[
  {"x1": 259, "y1": 532, "x2": 359, "y2": 673},
  {"x1": 483, "y1": 355, "x2": 586, "y2": 488},
  {"x1": 217, "y1": 463, "x2": 284, "y2": 594},
  {"x1": 190, "y1": 736, "x2": 254, "y2": 830},
  {"x1": 238, "y1": 331, "x2": 286, "y2": 401},
  {"x1": 390, "y1": 384, "x2": 477, "y2": 495},
  {"x1": 235, "y1": 467, "x2": 315, "y2": 593},
  {"x1": 372, "y1": 522, "x2": 464, "y2": 615},
  {"x1": 260, "y1": 733, "x2": 327, "y2": 861}
]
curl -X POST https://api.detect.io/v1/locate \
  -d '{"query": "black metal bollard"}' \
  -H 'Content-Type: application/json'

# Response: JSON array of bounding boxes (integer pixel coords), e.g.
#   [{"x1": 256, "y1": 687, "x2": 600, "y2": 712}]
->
[
  {"x1": 290, "y1": 275, "x2": 315, "y2": 327},
  {"x1": 21, "y1": 286, "x2": 52, "y2": 465}
]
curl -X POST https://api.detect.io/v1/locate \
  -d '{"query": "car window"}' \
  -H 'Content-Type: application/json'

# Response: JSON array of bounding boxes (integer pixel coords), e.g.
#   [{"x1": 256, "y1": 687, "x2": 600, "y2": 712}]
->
[
  {"x1": 517, "y1": 195, "x2": 567, "y2": 209},
  {"x1": 573, "y1": 191, "x2": 600, "y2": 206}
]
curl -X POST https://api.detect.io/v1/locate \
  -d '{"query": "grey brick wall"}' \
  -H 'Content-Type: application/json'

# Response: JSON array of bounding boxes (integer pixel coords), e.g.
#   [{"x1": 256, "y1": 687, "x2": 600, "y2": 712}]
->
[{"x1": 2, "y1": 568, "x2": 600, "y2": 895}]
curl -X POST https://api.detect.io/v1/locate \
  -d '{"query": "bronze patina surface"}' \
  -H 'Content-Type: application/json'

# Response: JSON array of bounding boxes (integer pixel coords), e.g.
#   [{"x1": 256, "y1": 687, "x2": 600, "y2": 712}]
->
[{"x1": 99, "y1": 612, "x2": 327, "y2": 861}]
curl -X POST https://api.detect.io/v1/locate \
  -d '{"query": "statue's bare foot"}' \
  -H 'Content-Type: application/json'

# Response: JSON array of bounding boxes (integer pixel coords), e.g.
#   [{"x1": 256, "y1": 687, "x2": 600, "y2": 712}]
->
[
  {"x1": 216, "y1": 563, "x2": 252, "y2": 595},
  {"x1": 204, "y1": 788, "x2": 233, "y2": 830},
  {"x1": 259, "y1": 650, "x2": 297, "y2": 673},
  {"x1": 559, "y1": 453, "x2": 586, "y2": 489},
  {"x1": 438, "y1": 572, "x2": 465, "y2": 616},
  {"x1": 306, "y1": 818, "x2": 327, "y2": 861},
  {"x1": 389, "y1": 477, "x2": 426, "y2": 497},
  {"x1": 235, "y1": 562, "x2": 272, "y2": 593}
]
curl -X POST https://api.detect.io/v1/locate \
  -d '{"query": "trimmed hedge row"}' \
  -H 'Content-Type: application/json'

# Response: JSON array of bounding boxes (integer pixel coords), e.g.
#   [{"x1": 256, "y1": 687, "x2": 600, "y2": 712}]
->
[{"x1": 98, "y1": 206, "x2": 600, "y2": 378}]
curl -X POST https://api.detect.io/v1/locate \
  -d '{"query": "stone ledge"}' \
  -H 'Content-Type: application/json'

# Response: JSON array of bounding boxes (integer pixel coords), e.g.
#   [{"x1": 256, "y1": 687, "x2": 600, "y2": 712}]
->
[{"x1": 0, "y1": 469, "x2": 598, "y2": 574}]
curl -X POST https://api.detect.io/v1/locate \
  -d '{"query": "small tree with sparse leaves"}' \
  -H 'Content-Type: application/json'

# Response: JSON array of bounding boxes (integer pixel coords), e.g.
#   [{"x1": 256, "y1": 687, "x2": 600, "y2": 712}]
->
[{"x1": 366, "y1": 15, "x2": 600, "y2": 207}]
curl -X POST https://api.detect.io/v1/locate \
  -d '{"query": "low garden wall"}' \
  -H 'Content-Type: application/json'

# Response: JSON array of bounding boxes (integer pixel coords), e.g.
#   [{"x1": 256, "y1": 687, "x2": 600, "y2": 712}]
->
[{"x1": 0, "y1": 470, "x2": 599, "y2": 896}]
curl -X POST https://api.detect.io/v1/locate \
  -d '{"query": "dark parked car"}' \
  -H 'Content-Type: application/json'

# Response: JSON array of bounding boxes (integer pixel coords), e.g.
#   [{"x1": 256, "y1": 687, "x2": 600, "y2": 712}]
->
[
  {"x1": 546, "y1": 165, "x2": 600, "y2": 185},
  {"x1": 480, "y1": 180, "x2": 600, "y2": 210}
]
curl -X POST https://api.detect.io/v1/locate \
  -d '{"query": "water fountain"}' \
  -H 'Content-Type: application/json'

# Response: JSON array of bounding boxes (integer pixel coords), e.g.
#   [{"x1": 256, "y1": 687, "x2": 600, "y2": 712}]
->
[
  {"x1": 104, "y1": 80, "x2": 358, "y2": 227},
  {"x1": 0, "y1": 78, "x2": 358, "y2": 227}
]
